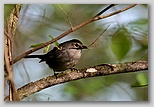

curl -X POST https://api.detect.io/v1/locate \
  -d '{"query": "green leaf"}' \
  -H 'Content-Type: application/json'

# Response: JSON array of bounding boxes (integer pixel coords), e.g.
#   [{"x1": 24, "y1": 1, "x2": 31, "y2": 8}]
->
[
  {"x1": 30, "y1": 43, "x2": 50, "y2": 53},
  {"x1": 49, "y1": 35, "x2": 59, "y2": 46},
  {"x1": 131, "y1": 73, "x2": 148, "y2": 88},
  {"x1": 43, "y1": 44, "x2": 50, "y2": 53},
  {"x1": 136, "y1": 73, "x2": 148, "y2": 85},
  {"x1": 131, "y1": 83, "x2": 148, "y2": 88},
  {"x1": 111, "y1": 29, "x2": 132, "y2": 61},
  {"x1": 30, "y1": 43, "x2": 44, "y2": 48}
]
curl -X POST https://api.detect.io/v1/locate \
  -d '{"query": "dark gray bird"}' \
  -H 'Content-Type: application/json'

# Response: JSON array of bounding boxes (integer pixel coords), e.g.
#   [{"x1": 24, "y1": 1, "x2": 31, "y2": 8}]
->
[{"x1": 25, "y1": 39, "x2": 88, "y2": 77}]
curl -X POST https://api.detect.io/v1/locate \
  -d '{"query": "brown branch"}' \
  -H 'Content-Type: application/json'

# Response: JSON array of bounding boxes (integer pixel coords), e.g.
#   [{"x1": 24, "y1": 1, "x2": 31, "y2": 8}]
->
[
  {"x1": 4, "y1": 60, "x2": 148, "y2": 101},
  {"x1": 4, "y1": 4, "x2": 21, "y2": 101},
  {"x1": 13, "y1": 4, "x2": 137, "y2": 64},
  {"x1": 97, "y1": 4, "x2": 137, "y2": 20},
  {"x1": 94, "y1": 4, "x2": 117, "y2": 17}
]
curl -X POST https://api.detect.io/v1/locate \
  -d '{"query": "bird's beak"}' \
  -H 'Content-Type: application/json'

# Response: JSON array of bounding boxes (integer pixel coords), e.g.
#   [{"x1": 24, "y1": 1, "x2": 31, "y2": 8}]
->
[{"x1": 81, "y1": 45, "x2": 88, "y2": 49}]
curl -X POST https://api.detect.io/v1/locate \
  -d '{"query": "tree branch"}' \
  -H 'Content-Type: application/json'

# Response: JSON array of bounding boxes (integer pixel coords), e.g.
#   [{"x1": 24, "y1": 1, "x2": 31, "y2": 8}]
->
[
  {"x1": 4, "y1": 4, "x2": 21, "y2": 101},
  {"x1": 94, "y1": 4, "x2": 117, "y2": 17},
  {"x1": 97, "y1": 4, "x2": 137, "y2": 20},
  {"x1": 13, "y1": 4, "x2": 137, "y2": 64},
  {"x1": 4, "y1": 60, "x2": 148, "y2": 101}
]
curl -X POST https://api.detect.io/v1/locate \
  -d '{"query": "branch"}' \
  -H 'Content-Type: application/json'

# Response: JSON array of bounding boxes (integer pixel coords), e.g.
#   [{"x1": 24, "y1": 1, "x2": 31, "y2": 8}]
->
[
  {"x1": 88, "y1": 24, "x2": 110, "y2": 47},
  {"x1": 4, "y1": 4, "x2": 21, "y2": 101},
  {"x1": 97, "y1": 4, "x2": 137, "y2": 20},
  {"x1": 4, "y1": 60, "x2": 148, "y2": 101},
  {"x1": 13, "y1": 4, "x2": 137, "y2": 64},
  {"x1": 94, "y1": 4, "x2": 117, "y2": 17}
]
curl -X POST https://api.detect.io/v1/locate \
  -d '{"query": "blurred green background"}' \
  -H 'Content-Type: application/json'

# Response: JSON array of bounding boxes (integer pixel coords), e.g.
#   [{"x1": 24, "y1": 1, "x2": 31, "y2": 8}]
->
[{"x1": 4, "y1": 4, "x2": 148, "y2": 101}]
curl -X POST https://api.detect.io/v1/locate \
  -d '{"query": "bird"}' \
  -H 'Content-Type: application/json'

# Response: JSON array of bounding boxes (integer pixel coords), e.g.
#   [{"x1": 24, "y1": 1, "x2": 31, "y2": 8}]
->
[{"x1": 24, "y1": 39, "x2": 88, "y2": 78}]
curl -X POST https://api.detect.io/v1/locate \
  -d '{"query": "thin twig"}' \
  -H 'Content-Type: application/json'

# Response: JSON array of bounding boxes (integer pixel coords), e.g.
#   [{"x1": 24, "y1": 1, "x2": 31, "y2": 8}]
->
[
  {"x1": 58, "y1": 4, "x2": 74, "y2": 30},
  {"x1": 97, "y1": 4, "x2": 137, "y2": 20},
  {"x1": 13, "y1": 4, "x2": 137, "y2": 64},
  {"x1": 88, "y1": 24, "x2": 110, "y2": 47},
  {"x1": 94, "y1": 4, "x2": 117, "y2": 17}
]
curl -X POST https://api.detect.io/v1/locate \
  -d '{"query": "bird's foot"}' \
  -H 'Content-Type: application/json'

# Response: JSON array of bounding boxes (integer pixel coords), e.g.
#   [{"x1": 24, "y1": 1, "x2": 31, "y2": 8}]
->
[{"x1": 54, "y1": 72, "x2": 59, "y2": 79}]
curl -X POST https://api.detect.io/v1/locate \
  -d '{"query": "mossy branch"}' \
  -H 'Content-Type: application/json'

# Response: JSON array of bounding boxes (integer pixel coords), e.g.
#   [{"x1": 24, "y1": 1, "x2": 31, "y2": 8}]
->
[{"x1": 4, "y1": 60, "x2": 148, "y2": 101}]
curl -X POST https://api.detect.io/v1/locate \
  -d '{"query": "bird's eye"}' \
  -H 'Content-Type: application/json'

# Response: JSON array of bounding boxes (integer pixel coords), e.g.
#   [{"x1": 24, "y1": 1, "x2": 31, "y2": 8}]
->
[{"x1": 75, "y1": 43, "x2": 80, "y2": 47}]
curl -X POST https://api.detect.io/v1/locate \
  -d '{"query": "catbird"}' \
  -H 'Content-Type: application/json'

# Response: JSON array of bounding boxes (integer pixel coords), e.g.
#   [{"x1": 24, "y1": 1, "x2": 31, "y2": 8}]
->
[{"x1": 25, "y1": 39, "x2": 88, "y2": 77}]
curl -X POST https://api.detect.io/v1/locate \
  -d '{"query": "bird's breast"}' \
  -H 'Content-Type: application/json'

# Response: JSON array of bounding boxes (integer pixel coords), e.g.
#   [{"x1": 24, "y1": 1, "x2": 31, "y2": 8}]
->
[{"x1": 68, "y1": 49, "x2": 81, "y2": 60}]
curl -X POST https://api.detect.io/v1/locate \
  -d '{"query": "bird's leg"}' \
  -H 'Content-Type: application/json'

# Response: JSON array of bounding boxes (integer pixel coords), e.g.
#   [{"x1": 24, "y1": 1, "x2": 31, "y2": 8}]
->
[{"x1": 53, "y1": 71, "x2": 59, "y2": 79}]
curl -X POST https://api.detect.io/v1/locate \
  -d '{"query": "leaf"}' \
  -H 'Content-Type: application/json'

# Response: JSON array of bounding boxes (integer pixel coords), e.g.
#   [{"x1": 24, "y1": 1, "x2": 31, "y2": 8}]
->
[
  {"x1": 30, "y1": 43, "x2": 44, "y2": 48},
  {"x1": 111, "y1": 29, "x2": 132, "y2": 61},
  {"x1": 49, "y1": 35, "x2": 59, "y2": 46},
  {"x1": 131, "y1": 83, "x2": 148, "y2": 88},
  {"x1": 136, "y1": 73, "x2": 148, "y2": 85},
  {"x1": 43, "y1": 35, "x2": 60, "y2": 53},
  {"x1": 30, "y1": 43, "x2": 50, "y2": 53},
  {"x1": 43, "y1": 44, "x2": 50, "y2": 53},
  {"x1": 131, "y1": 73, "x2": 148, "y2": 88}
]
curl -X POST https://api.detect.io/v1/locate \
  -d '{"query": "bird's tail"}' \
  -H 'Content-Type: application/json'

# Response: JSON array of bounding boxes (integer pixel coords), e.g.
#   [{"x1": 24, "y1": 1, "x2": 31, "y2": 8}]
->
[
  {"x1": 25, "y1": 55, "x2": 44, "y2": 59},
  {"x1": 24, "y1": 55, "x2": 46, "y2": 63}
]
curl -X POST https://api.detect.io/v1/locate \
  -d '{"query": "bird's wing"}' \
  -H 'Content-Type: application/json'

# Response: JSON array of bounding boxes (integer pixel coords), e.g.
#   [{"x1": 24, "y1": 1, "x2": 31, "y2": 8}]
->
[{"x1": 46, "y1": 47, "x2": 65, "y2": 59}]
